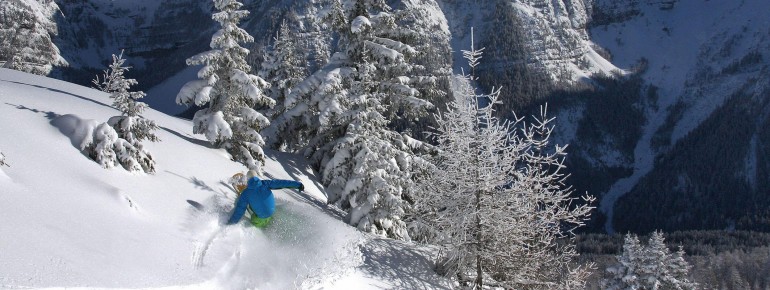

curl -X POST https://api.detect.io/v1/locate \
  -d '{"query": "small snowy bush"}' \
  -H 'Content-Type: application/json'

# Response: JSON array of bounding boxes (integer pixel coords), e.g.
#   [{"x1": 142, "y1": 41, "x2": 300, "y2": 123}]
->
[
  {"x1": 92, "y1": 51, "x2": 158, "y2": 173},
  {"x1": 87, "y1": 123, "x2": 119, "y2": 169},
  {"x1": 86, "y1": 122, "x2": 155, "y2": 173}
]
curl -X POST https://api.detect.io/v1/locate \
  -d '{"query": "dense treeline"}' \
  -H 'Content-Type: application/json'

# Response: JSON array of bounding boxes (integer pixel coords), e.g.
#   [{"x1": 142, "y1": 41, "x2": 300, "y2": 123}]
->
[
  {"x1": 614, "y1": 87, "x2": 770, "y2": 233},
  {"x1": 578, "y1": 230, "x2": 770, "y2": 256}
]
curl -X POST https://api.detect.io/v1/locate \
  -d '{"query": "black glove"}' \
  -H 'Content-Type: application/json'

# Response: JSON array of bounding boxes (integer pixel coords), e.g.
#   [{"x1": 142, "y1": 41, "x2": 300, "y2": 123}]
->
[{"x1": 298, "y1": 183, "x2": 305, "y2": 192}]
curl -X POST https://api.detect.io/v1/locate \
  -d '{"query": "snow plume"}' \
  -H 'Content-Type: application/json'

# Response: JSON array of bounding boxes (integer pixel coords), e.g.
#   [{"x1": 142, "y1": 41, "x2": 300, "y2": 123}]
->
[
  {"x1": 180, "y1": 192, "x2": 367, "y2": 289},
  {"x1": 176, "y1": 0, "x2": 274, "y2": 172}
]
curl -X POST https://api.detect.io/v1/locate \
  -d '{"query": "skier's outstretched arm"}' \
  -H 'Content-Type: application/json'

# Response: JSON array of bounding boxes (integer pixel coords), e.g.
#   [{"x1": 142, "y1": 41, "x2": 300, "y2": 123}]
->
[
  {"x1": 227, "y1": 195, "x2": 248, "y2": 225},
  {"x1": 263, "y1": 179, "x2": 303, "y2": 190}
]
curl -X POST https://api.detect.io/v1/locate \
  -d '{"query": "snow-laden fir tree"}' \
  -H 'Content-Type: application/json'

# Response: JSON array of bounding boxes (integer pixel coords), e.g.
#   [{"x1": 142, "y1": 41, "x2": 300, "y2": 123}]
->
[
  {"x1": 604, "y1": 234, "x2": 644, "y2": 290},
  {"x1": 176, "y1": 0, "x2": 275, "y2": 172},
  {"x1": 388, "y1": 0, "x2": 452, "y2": 114},
  {"x1": 87, "y1": 122, "x2": 154, "y2": 173},
  {"x1": 262, "y1": 0, "x2": 436, "y2": 240},
  {"x1": 412, "y1": 40, "x2": 595, "y2": 289},
  {"x1": 93, "y1": 51, "x2": 131, "y2": 94},
  {"x1": 0, "y1": 0, "x2": 67, "y2": 75},
  {"x1": 89, "y1": 51, "x2": 158, "y2": 173},
  {"x1": 667, "y1": 246, "x2": 696, "y2": 289},
  {"x1": 643, "y1": 231, "x2": 697, "y2": 290},
  {"x1": 259, "y1": 19, "x2": 307, "y2": 121},
  {"x1": 603, "y1": 232, "x2": 696, "y2": 290}
]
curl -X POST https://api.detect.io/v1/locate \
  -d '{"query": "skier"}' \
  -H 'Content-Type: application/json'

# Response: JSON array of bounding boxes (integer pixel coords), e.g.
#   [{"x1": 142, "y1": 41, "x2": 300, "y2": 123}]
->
[{"x1": 226, "y1": 170, "x2": 304, "y2": 228}]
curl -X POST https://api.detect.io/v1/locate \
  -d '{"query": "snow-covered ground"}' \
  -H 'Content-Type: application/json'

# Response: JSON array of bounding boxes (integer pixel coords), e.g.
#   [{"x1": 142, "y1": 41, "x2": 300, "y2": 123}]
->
[{"x1": 0, "y1": 68, "x2": 450, "y2": 289}]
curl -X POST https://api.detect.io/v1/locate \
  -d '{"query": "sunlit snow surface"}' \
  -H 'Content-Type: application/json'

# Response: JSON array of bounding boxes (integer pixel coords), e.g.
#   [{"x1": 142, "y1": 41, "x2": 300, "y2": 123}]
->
[{"x1": 0, "y1": 68, "x2": 449, "y2": 289}]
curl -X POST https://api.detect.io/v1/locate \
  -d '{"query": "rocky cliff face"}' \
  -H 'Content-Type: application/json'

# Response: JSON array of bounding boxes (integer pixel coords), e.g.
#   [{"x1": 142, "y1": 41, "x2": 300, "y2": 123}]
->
[
  {"x1": 52, "y1": 0, "x2": 212, "y2": 87},
  {"x1": 437, "y1": 0, "x2": 617, "y2": 117}
]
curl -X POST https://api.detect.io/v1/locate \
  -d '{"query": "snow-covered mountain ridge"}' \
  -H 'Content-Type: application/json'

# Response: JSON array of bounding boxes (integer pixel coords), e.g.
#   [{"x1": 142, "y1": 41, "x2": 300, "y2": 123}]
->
[{"x1": 0, "y1": 68, "x2": 449, "y2": 289}]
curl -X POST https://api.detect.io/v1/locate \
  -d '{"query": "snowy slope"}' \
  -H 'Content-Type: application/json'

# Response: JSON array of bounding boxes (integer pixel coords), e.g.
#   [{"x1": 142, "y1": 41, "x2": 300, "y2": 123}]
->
[{"x1": 0, "y1": 68, "x2": 449, "y2": 289}]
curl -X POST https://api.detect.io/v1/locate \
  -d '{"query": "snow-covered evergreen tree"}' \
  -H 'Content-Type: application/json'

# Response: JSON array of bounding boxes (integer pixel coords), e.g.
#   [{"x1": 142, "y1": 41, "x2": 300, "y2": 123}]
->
[
  {"x1": 0, "y1": 0, "x2": 67, "y2": 75},
  {"x1": 604, "y1": 234, "x2": 644, "y2": 290},
  {"x1": 86, "y1": 123, "x2": 154, "y2": 173},
  {"x1": 93, "y1": 51, "x2": 129, "y2": 94},
  {"x1": 259, "y1": 19, "x2": 307, "y2": 120},
  {"x1": 641, "y1": 231, "x2": 672, "y2": 289},
  {"x1": 667, "y1": 246, "x2": 697, "y2": 289},
  {"x1": 643, "y1": 231, "x2": 697, "y2": 290},
  {"x1": 603, "y1": 232, "x2": 696, "y2": 290},
  {"x1": 412, "y1": 41, "x2": 594, "y2": 289},
  {"x1": 262, "y1": 0, "x2": 436, "y2": 239},
  {"x1": 88, "y1": 52, "x2": 158, "y2": 173},
  {"x1": 176, "y1": 0, "x2": 275, "y2": 172}
]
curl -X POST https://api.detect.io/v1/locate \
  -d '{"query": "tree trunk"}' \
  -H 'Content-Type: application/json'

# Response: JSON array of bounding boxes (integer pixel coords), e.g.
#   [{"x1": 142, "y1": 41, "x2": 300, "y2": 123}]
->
[{"x1": 475, "y1": 188, "x2": 483, "y2": 288}]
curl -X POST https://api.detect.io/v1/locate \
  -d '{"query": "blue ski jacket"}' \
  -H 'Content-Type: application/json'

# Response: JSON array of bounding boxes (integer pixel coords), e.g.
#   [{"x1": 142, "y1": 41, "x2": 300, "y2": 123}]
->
[{"x1": 227, "y1": 176, "x2": 303, "y2": 225}]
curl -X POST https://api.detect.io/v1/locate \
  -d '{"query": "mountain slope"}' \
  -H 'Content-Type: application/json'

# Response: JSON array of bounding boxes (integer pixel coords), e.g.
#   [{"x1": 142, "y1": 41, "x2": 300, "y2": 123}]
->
[
  {"x1": 0, "y1": 68, "x2": 449, "y2": 289},
  {"x1": 588, "y1": 0, "x2": 770, "y2": 233}
]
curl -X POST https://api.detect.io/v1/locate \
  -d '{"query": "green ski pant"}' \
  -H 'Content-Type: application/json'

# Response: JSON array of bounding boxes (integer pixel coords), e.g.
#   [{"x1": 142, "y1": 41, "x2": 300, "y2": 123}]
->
[{"x1": 249, "y1": 211, "x2": 272, "y2": 228}]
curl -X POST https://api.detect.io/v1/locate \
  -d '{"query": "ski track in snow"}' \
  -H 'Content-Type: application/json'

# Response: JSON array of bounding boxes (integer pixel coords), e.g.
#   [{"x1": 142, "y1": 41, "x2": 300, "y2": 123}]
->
[{"x1": 192, "y1": 223, "x2": 227, "y2": 269}]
